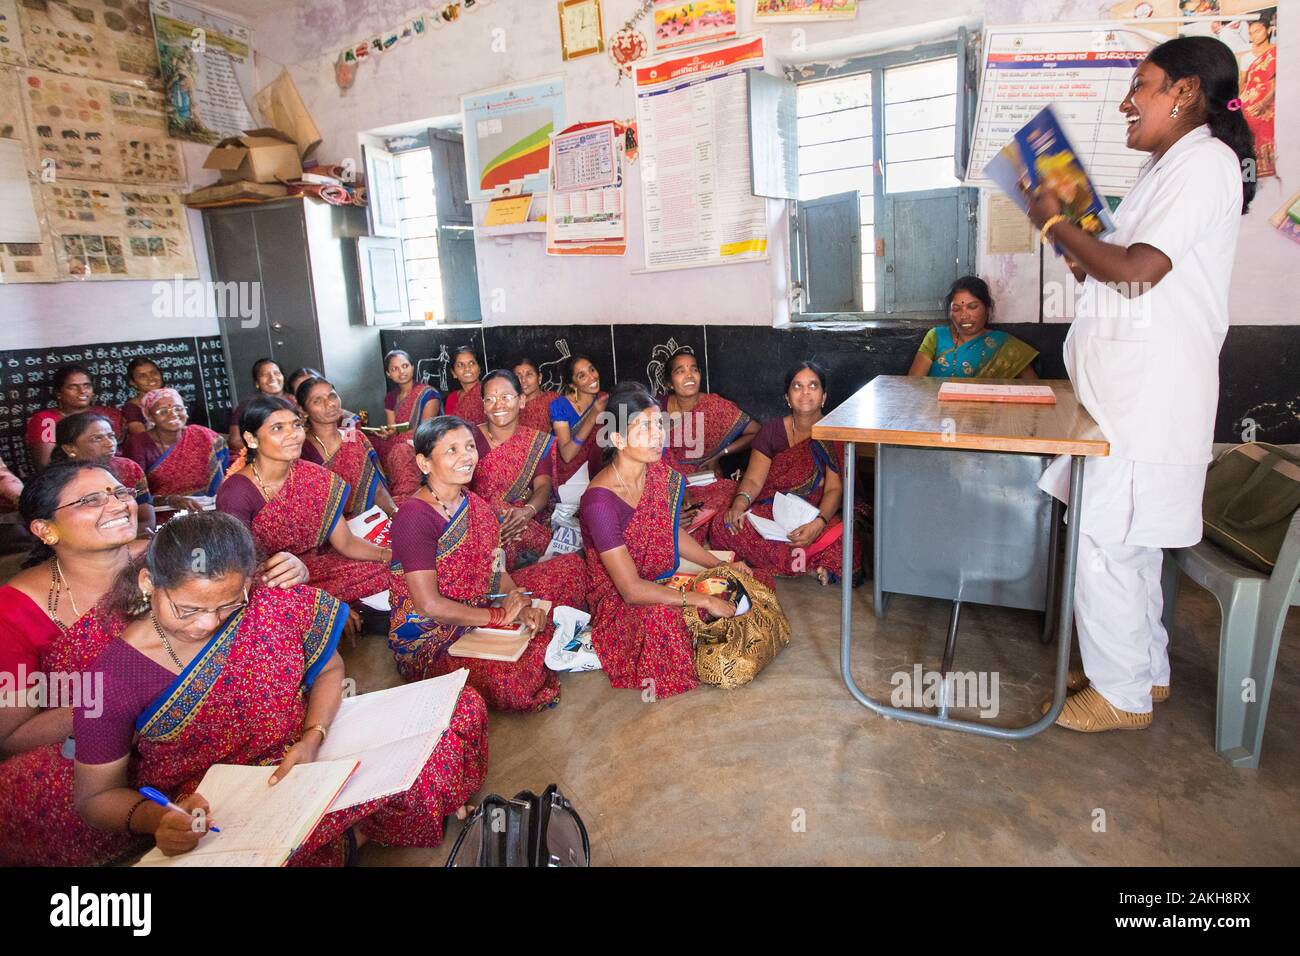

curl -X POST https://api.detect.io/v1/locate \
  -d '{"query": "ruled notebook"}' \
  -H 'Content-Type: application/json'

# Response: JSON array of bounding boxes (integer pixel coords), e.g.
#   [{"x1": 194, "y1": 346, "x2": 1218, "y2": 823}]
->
[
  {"x1": 450, "y1": 600, "x2": 553, "y2": 661},
  {"x1": 937, "y1": 382, "x2": 1056, "y2": 404}
]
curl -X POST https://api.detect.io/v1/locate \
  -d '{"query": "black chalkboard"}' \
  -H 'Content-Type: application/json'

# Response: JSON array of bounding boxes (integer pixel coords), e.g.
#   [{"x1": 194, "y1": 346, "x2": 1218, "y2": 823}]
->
[{"x1": 0, "y1": 335, "x2": 231, "y2": 479}]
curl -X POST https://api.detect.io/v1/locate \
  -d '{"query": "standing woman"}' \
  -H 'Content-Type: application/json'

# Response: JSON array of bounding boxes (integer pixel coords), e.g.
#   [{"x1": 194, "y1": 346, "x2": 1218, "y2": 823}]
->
[
  {"x1": 907, "y1": 276, "x2": 1039, "y2": 379},
  {"x1": 53, "y1": 412, "x2": 155, "y2": 535},
  {"x1": 1024, "y1": 36, "x2": 1255, "y2": 732},
  {"x1": 387, "y1": 416, "x2": 587, "y2": 712},
  {"x1": 658, "y1": 350, "x2": 759, "y2": 541},
  {"x1": 217, "y1": 396, "x2": 392, "y2": 608},
  {"x1": 119, "y1": 357, "x2": 164, "y2": 435},
  {"x1": 550, "y1": 355, "x2": 608, "y2": 490},
  {"x1": 443, "y1": 347, "x2": 487, "y2": 426},
  {"x1": 711, "y1": 362, "x2": 857, "y2": 585},
  {"x1": 581, "y1": 384, "x2": 749, "y2": 699},
  {"x1": 26, "y1": 365, "x2": 125, "y2": 472},
  {"x1": 297, "y1": 377, "x2": 396, "y2": 519},
  {"x1": 513, "y1": 357, "x2": 558, "y2": 433},
  {"x1": 122, "y1": 388, "x2": 228, "y2": 514},
  {"x1": 227, "y1": 358, "x2": 293, "y2": 454}
]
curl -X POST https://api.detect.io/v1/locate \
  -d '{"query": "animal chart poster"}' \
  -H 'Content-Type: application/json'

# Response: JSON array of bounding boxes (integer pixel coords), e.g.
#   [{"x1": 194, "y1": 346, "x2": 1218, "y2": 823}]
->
[
  {"x1": 41, "y1": 180, "x2": 196, "y2": 280},
  {"x1": 461, "y1": 76, "x2": 565, "y2": 202},
  {"x1": 653, "y1": 0, "x2": 736, "y2": 52},
  {"x1": 150, "y1": 0, "x2": 255, "y2": 144},
  {"x1": 20, "y1": 0, "x2": 160, "y2": 88}
]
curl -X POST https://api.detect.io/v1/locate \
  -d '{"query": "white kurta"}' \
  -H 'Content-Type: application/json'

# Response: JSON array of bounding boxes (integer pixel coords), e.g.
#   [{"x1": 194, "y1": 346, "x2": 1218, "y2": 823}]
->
[{"x1": 1040, "y1": 125, "x2": 1243, "y2": 712}]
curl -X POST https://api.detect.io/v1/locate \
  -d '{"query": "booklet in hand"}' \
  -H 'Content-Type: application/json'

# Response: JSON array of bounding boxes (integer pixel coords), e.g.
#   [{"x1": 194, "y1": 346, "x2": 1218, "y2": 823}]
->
[{"x1": 745, "y1": 492, "x2": 820, "y2": 543}]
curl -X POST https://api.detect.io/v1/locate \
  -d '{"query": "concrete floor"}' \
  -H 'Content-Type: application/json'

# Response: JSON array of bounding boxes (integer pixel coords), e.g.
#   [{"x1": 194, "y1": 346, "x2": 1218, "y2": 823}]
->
[{"x1": 346, "y1": 575, "x2": 1300, "y2": 867}]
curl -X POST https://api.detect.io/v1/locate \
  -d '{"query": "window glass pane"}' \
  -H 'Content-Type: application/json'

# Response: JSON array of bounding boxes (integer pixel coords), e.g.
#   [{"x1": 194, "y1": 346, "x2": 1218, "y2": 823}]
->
[
  {"x1": 885, "y1": 127, "x2": 956, "y2": 164},
  {"x1": 799, "y1": 137, "x2": 871, "y2": 175},
  {"x1": 796, "y1": 73, "x2": 870, "y2": 117},
  {"x1": 884, "y1": 58, "x2": 956, "y2": 104},
  {"x1": 798, "y1": 167, "x2": 871, "y2": 201},
  {"x1": 860, "y1": 225, "x2": 874, "y2": 254},
  {"x1": 403, "y1": 237, "x2": 439, "y2": 260},
  {"x1": 797, "y1": 107, "x2": 871, "y2": 146},
  {"x1": 885, "y1": 157, "x2": 959, "y2": 193},
  {"x1": 858, "y1": 195, "x2": 874, "y2": 224},
  {"x1": 406, "y1": 257, "x2": 442, "y2": 279},
  {"x1": 400, "y1": 190, "x2": 436, "y2": 218},
  {"x1": 400, "y1": 215, "x2": 439, "y2": 239},
  {"x1": 396, "y1": 149, "x2": 432, "y2": 175},
  {"x1": 884, "y1": 94, "x2": 956, "y2": 134},
  {"x1": 861, "y1": 278, "x2": 876, "y2": 312},
  {"x1": 399, "y1": 173, "x2": 434, "y2": 201}
]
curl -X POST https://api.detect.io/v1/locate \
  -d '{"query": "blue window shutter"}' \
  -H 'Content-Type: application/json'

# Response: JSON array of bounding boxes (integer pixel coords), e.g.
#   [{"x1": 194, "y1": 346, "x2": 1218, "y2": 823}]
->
[{"x1": 797, "y1": 190, "x2": 861, "y2": 314}]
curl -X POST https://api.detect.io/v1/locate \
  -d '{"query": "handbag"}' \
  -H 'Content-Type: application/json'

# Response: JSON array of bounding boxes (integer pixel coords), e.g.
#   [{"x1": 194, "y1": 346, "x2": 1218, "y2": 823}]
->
[
  {"x1": 684, "y1": 565, "x2": 791, "y2": 689},
  {"x1": 444, "y1": 784, "x2": 590, "y2": 867},
  {"x1": 1202, "y1": 442, "x2": 1300, "y2": 572}
]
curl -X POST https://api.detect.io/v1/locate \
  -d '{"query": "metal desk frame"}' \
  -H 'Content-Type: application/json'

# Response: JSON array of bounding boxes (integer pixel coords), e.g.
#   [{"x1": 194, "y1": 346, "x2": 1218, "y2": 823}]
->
[{"x1": 838, "y1": 446, "x2": 1085, "y2": 739}]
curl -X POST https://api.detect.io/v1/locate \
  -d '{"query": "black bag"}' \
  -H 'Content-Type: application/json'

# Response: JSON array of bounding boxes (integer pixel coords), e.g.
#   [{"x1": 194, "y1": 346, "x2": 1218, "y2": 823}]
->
[{"x1": 445, "y1": 785, "x2": 590, "y2": 867}]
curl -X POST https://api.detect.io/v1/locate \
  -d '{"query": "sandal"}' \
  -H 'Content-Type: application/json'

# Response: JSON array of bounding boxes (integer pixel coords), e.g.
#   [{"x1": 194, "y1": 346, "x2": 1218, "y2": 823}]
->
[
  {"x1": 1045, "y1": 685, "x2": 1152, "y2": 732},
  {"x1": 1067, "y1": 669, "x2": 1169, "y2": 702}
]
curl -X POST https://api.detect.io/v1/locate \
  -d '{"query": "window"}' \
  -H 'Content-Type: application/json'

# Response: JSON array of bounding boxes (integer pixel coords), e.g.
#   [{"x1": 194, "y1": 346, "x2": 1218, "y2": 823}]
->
[
  {"x1": 791, "y1": 37, "x2": 976, "y2": 319},
  {"x1": 395, "y1": 148, "x2": 444, "y2": 323}
]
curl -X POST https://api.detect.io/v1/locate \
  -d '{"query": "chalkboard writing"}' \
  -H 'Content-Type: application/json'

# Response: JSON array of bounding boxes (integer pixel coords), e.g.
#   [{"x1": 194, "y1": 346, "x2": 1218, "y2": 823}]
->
[{"x1": 0, "y1": 336, "x2": 231, "y2": 479}]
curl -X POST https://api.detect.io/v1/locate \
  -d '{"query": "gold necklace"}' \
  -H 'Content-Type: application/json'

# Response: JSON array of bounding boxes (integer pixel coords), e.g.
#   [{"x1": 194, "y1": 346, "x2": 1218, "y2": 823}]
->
[
  {"x1": 612, "y1": 460, "x2": 644, "y2": 499},
  {"x1": 150, "y1": 610, "x2": 184, "y2": 669},
  {"x1": 310, "y1": 430, "x2": 340, "y2": 458},
  {"x1": 249, "y1": 460, "x2": 279, "y2": 501}
]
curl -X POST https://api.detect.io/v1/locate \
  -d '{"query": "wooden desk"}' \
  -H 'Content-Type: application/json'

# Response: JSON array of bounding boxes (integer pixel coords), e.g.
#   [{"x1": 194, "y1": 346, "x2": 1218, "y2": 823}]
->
[{"x1": 813, "y1": 375, "x2": 1108, "y2": 740}]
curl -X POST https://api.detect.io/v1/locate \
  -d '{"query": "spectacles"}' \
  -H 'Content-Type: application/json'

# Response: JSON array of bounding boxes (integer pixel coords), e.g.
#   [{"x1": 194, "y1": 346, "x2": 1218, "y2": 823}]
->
[
  {"x1": 161, "y1": 586, "x2": 249, "y2": 621},
  {"x1": 53, "y1": 486, "x2": 136, "y2": 511},
  {"x1": 151, "y1": 404, "x2": 186, "y2": 416},
  {"x1": 482, "y1": 394, "x2": 519, "y2": 407}
]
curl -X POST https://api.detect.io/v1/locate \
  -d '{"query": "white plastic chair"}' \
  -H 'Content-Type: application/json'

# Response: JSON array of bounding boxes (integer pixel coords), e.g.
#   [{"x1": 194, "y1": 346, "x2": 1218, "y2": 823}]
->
[{"x1": 1161, "y1": 510, "x2": 1300, "y2": 768}]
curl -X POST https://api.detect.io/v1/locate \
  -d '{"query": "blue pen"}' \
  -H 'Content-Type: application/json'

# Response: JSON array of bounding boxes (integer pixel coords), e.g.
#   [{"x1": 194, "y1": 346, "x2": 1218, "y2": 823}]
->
[
  {"x1": 139, "y1": 786, "x2": 220, "y2": 832},
  {"x1": 485, "y1": 591, "x2": 533, "y2": 599}
]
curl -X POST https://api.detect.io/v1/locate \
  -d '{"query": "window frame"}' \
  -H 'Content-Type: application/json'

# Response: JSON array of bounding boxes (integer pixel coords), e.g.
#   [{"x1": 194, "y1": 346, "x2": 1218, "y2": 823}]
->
[{"x1": 788, "y1": 35, "x2": 977, "y2": 323}]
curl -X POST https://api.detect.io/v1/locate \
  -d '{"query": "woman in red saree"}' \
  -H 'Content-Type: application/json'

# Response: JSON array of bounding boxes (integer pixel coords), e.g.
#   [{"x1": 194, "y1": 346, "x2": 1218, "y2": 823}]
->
[
  {"x1": 388, "y1": 416, "x2": 587, "y2": 712},
  {"x1": 373, "y1": 349, "x2": 442, "y2": 470},
  {"x1": 1240, "y1": 16, "x2": 1276, "y2": 178},
  {"x1": 658, "y1": 351, "x2": 759, "y2": 544},
  {"x1": 297, "y1": 377, "x2": 396, "y2": 519},
  {"x1": 26, "y1": 364, "x2": 124, "y2": 472},
  {"x1": 49, "y1": 513, "x2": 486, "y2": 867},
  {"x1": 122, "y1": 388, "x2": 228, "y2": 512},
  {"x1": 581, "y1": 384, "x2": 752, "y2": 699},
  {"x1": 711, "y1": 362, "x2": 859, "y2": 584},
  {"x1": 470, "y1": 369, "x2": 556, "y2": 571},
  {"x1": 513, "y1": 357, "x2": 558, "y2": 434},
  {"x1": 120, "y1": 357, "x2": 164, "y2": 436},
  {"x1": 443, "y1": 347, "x2": 487, "y2": 426},
  {"x1": 227, "y1": 358, "x2": 295, "y2": 455},
  {"x1": 217, "y1": 397, "x2": 391, "y2": 609},
  {"x1": 54, "y1": 411, "x2": 155, "y2": 535},
  {"x1": 550, "y1": 355, "x2": 608, "y2": 491}
]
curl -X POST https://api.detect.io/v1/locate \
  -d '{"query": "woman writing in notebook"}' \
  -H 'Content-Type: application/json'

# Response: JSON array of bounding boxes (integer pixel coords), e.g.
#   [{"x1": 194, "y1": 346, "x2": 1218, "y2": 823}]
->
[
  {"x1": 442, "y1": 347, "x2": 487, "y2": 426},
  {"x1": 122, "y1": 388, "x2": 229, "y2": 513},
  {"x1": 658, "y1": 350, "x2": 759, "y2": 543},
  {"x1": 581, "y1": 384, "x2": 751, "y2": 699},
  {"x1": 550, "y1": 355, "x2": 609, "y2": 491},
  {"x1": 227, "y1": 358, "x2": 294, "y2": 454},
  {"x1": 119, "y1": 358, "x2": 164, "y2": 436},
  {"x1": 63, "y1": 513, "x2": 487, "y2": 865},
  {"x1": 297, "y1": 377, "x2": 395, "y2": 520},
  {"x1": 512, "y1": 357, "x2": 558, "y2": 433},
  {"x1": 387, "y1": 416, "x2": 587, "y2": 712},
  {"x1": 711, "y1": 362, "x2": 857, "y2": 585},
  {"x1": 52, "y1": 412, "x2": 155, "y2": 536},
  {"x1": 217, "y1": 397, "x2": 391, "y2": 614},
  {"x1": 907, "y1": 276, "x2": 1039, "y2": 379}
]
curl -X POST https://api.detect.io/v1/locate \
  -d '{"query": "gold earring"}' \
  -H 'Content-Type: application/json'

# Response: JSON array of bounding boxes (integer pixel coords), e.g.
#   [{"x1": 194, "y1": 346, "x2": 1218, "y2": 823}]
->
[{"x1": 44, "y1": 534, "x2": 59, "y2": 546}]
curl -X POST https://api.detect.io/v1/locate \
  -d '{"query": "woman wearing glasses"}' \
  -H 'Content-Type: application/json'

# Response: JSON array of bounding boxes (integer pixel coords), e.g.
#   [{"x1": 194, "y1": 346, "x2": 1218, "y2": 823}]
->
[
  {"x1": 121, "y1": 388, "x2": 229, "y2": 513},
  {"x1": 25, "y1": 364, "x2": 125, "y2": 472},
  {"x1": 52, "y1": 411, "x2": 155, "y2": 537}
]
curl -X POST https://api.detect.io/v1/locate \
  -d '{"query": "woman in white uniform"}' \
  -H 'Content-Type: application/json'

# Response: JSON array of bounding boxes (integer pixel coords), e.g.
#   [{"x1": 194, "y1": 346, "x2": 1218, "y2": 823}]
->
[{"x1": 1024, "y1": 36, "x2": 1256, "y2": 732}]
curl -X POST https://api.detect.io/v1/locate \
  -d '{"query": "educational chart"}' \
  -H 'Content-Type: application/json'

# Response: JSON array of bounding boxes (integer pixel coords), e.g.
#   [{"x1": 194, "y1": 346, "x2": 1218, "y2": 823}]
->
[
  {"x1": 653, "y1": 0, "x2": 736, "y2": 52},
  {"x1": 19, "y1": 0, "x2": 160, "y2": 89},
  {"x1": 40, "y1": 180, "x2": 196, "y2": 280},
  {"x1": 966, "y1": 24, "x2": 1161, "y2": 195},
  {"x1": 149, "y1": 0, "x2": 255, "y2": 144},
  {"x1": 0, "y1": 64, "x2": 59, "y2": 281},
  {"x1": 21, "y1": 69, "x2": 184, "y2": 184},
  {"x1": 634, "y1": 34, "x2": 768, "y2": 272},
  {"x1": 461, "y1": 76, "x2": 565, "y2": 201},
  {"x1": 753, "y1": 0, "x2": 858, "y2": 22},
  {"x1": 0, "y1": 0, "x2": 25, "y2": 67}
]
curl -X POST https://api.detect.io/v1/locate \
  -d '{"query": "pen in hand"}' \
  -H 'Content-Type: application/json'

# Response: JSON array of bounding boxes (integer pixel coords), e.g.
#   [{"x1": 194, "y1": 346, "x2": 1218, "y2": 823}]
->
[{"x1": 139, "y1": 786, "x2": 220, "y2": 833}]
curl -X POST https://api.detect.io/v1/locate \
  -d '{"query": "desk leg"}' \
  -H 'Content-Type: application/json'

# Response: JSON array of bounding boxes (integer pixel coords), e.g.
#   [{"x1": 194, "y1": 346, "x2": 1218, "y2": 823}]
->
[
  {"x1": 1041, "y1": 498, "x2": 1063, "y2": 645},
  {"x1": 872, "y1": 442, "x2": 887, "y2": 618},
  {"x1": 839, "y1": 454, "x2": 1085, "y2": 739}
]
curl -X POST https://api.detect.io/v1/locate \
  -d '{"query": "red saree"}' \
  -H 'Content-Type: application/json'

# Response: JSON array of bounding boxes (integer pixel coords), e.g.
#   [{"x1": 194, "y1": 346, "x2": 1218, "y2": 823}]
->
[
  {"x1": 317, "y1": 431, "x2": 386, "y2": 518},
  {"x1": 1241, "y1": 45, "x2": 1276, "y2": 178},
  {"x1": 584, "y1": 460, "x2": 698, "y2": 698},
  {"x1": 109, "y1": 455, "x2": 151, "y2": 504},
  {"x1": 708, "y1": 435, "x2": 858, "y2": 579},
  {"x1": 446, "y1": 381, "x2": 487, "y2": 425},
  {"x1": 0, "y1": 586, "x2": 488, "y2": 867},
  {"x1": 145, "y1": 425, "x2": 229, "y2": 499},
  {"x1": 552, "y1": 394, "x2": 606, "y2": 490},
  {"x1": 518, "y1": 391, "x2": 558, "y2": 433},
  {"x1": 250, "y1": 460, "x2": 391, "y2": 604},
  {"x1": 388, "y1": 492, "x2": 586, "y2": 712},
  {"x1": 386, "y1": 441, "x2": 423, "y2": 508},
  {"x1": 661, "y1": 393, "x2": 752, "y2": 543},
  {"x1": 376, "y1": 384, "x2": 440, "y2": 470},
  {"x1": 471, "y1": 426, "x2": 554, "y2": 570}
]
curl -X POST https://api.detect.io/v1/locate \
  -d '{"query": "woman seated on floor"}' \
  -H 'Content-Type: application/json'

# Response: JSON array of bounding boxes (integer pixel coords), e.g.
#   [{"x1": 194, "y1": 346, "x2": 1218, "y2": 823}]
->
[
  {"x1": 297, "y1": 376, "x2": 395, "y2": 519},
  {"x1": 0, "y1": 470, "x2": 311, "y2": 865},
  {"x1": 387, "y1": 416, "x2": 587, "y2": 713},
  {"x1": 443, "y1": 346, "x2": 487, "y2": 426},
  {"x1": 658, "y1": 349, "x2": 759, "y2": 544},
  {"x1": 26, "y1": 365, "x2": 125, "y2": 472},
  {"x1": 64, "y1": 512, "x2": 487, "y2": 866},
  {"x1": 907, "y1": 276, "x2": 1039, "y2": 380},
  {"x1": 119, "y1": 357, "x2": 164, "y2": 436},
  {"x1": 582, "y1": 383, "x2": 752, "y2": 699},
  {"x1": 512, "y1": 357, "x2": 559, "y2": 434},
  {"x1": 712, "y1": 361, "x2": 858, "y2": 585},
  {"x1": 52, "y1": 412, "x2": 155, "y2": 536},
  {"x1": 227, "y1": 358, "x2": 295, "y2": 454},
  {"x1": 217, "y1": 396, "x2": 391, "y2": 617},
  {"x1": 122, "y1": 388, "x2": 228, "y2": 513},
  {"x1": 550, "y1": 354, "x2": 608, "y2": 492},
  {"x1": 470, "y1": 369, "x2": 557, "y2": 571}
]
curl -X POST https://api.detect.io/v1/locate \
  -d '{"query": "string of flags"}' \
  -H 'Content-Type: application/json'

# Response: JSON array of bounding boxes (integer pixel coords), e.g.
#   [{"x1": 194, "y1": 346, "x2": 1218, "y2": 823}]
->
[{"x1": 335, "y1": 1, "x2": 497, "y2": 89}]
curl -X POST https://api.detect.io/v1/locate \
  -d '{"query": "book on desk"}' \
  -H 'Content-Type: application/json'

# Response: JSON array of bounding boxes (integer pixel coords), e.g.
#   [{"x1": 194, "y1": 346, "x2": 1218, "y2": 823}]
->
[{"x1": 937, "y1": 382, "x2": 1056, "y2": 405}]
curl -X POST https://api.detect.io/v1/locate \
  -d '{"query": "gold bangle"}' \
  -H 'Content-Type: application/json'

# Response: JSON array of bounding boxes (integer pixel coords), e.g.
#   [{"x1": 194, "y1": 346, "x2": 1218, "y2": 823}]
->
[
  {"x1": 303, "y1": 723, "x2": 328, "y2": 744},
  {"x1": 1040, "y1": 214, "x2": 1067, "y2": 242}
]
